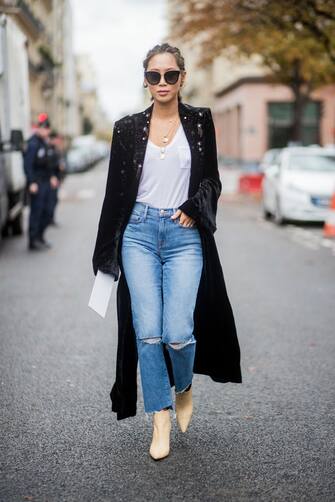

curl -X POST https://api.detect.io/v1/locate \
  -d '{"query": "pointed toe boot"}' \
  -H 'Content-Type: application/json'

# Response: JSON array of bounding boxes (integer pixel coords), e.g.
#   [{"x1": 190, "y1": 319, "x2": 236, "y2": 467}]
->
[
  {"x1": 175, "y1": 387, "x2": 193, "y2": 433},
  {"x1": 149, "y1": 409, "x2": 171, "y2": 460}
]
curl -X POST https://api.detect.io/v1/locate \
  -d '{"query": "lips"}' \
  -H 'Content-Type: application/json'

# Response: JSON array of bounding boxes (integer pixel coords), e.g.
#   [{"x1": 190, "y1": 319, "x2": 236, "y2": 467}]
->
[{"x1": 158, "y1": 91, "x2": 169, "y2": 95}]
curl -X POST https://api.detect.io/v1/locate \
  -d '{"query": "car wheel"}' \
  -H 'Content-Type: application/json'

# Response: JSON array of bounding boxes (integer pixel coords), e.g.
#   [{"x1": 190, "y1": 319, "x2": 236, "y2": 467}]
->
[
  {"x1": 1, "y1": 221, "x2": 10, "y2": 237},
  {"x1": 274, "y1": 196, "x2": 285, "y2": 225},
  {"x1": 11, "y1": 212, "x2": 23, "y2": 235},
  {"x1": 262, "y1": 203, "x2": 272, "y2": 220}
]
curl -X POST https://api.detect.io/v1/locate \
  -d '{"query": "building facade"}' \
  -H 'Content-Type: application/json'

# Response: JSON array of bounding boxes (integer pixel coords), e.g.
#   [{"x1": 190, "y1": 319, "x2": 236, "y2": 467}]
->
[
  {"x1": 1, "y1": 0, "x2": 80, "y2": 139},
  {"x1": 214, "y1": 79, "x2": 335, "y2": 164},
  {"x1": 75, "y1": 54, "x2": 112, "y2": 140}
]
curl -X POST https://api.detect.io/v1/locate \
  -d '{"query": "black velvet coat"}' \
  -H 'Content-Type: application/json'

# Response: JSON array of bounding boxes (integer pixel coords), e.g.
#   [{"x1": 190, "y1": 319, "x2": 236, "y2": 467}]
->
[{"x1": 92, "y1": 100, "x2": 242, "y2": 420}]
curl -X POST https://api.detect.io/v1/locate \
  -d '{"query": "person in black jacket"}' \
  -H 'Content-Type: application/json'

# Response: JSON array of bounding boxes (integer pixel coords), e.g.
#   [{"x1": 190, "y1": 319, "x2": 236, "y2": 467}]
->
[
  {"x1": 24, "y1": 114, "x2": 58, "y2": 250},
  {"x1": 92, "y1": 43, "x2": 242, "y2": 462},
  {"x1": 47, "y1": 130, "x2": 64, "y2": 227}
]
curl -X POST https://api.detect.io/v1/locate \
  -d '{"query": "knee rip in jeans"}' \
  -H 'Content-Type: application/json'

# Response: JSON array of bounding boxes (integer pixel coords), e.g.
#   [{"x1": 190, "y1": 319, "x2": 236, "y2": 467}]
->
[
  {"x1": 141, "y1": 337, "x2": 161, "y2": 344},
  {"x1": 168, "y1": 339, "x2": 196, "y2": 350},
  {"x1": 140, "y1": 338, "x2": 196, "y2": 349}
]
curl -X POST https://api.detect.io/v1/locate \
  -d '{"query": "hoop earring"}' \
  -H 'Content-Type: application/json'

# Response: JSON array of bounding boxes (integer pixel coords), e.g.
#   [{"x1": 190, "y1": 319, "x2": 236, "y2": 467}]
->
[{"x1": 143, "y1": 83, "x2": 148, "y2": 88}]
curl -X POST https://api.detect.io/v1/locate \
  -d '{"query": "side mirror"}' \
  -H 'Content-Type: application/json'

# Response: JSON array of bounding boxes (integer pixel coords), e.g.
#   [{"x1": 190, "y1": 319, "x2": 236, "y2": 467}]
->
[{"x1": 10, "y1": 129, "x2": 24, "y2": 151}]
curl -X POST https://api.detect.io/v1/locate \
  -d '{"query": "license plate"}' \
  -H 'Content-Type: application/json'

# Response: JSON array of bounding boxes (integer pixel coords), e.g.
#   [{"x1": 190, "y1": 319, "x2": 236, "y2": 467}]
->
[{"x1": 311, "y1": 196, "x2": 330, "y2": 208}]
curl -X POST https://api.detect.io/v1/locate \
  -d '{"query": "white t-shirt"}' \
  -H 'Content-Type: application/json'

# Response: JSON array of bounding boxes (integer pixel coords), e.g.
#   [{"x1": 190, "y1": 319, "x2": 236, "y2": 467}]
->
[{"x1": 136, "y1": 124, "x2": 191, "y2": 208}]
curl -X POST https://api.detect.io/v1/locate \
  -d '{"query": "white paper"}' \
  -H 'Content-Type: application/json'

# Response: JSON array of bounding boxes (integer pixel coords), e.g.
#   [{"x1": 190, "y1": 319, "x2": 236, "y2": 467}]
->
[{"x1": 88, "y1": 270, "x2": 115, "y2": 318}]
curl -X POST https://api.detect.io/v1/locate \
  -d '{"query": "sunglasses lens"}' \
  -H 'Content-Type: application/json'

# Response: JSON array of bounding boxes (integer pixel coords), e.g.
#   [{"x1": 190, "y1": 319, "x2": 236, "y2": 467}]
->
[
  {"x1": 145, "y1": 70, "x2": 181, "y2": 85},
  {"x1": 145, "y1": 71, "x2": 161, "y2": 85},
  {"x1": 165, "y1": 70, "x2": 180, "y2": 84}
]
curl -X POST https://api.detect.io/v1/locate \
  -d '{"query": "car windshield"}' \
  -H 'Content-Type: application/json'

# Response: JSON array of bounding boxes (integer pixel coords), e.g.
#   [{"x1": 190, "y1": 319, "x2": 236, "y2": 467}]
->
[{"x1": 288, "y1": 153, "x2": 335, "y2": 171}]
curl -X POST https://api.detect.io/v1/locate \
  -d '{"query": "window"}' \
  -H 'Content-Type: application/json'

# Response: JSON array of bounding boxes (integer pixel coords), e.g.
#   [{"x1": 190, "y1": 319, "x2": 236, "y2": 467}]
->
[{"x1": 268, "y1": 101, "x2": 320, "y2": 149}]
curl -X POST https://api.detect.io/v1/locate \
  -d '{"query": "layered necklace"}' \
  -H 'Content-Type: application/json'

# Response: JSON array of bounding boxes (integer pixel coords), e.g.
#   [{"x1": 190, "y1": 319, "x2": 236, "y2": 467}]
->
[{"x1": 151, "y1": 117, "x2": 180, "y2": 160}]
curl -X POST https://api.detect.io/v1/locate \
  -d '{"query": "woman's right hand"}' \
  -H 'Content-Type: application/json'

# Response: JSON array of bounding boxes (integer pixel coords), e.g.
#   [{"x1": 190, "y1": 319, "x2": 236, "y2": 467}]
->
[{"x1": 170, "y1": 209, "x2": 196, "y2": 227}]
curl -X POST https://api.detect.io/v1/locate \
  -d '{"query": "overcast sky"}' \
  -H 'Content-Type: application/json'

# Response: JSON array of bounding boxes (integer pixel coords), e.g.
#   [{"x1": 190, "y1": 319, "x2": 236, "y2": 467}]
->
[{"x1": 71, "y1": 0, "x2": 168, "y2": 122}]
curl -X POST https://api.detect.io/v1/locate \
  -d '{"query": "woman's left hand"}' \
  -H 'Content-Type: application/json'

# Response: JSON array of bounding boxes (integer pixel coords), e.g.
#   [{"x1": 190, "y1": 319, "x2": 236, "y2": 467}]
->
[{"x1": 170, "y1": 209, "x2": 196, "y2": 227}]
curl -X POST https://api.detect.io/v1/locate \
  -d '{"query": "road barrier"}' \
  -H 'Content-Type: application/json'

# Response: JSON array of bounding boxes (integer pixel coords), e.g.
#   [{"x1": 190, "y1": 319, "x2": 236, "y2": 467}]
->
[
  {"x1": 323, "y1": 191, "x2": 335, "y2": 238},
  {"x1": 238, "y1": 172, "x2": 264, "y2": 194}
]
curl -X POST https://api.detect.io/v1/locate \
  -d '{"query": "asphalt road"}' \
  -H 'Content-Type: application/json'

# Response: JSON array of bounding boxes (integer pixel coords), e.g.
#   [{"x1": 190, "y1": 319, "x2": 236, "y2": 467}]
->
[{"x1": 1, "y1": 161, "x2": 334, "y2": 502}]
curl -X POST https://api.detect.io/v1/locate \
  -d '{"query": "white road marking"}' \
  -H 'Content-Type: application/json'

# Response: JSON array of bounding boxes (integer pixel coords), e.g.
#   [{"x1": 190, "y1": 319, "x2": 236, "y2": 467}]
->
[
  {"x1": 77, "y1": 189, "x2": 96, "y2": 200},
  {"x1": 321, "y1": 238, "x2": 334, "y2": 248},
  {"x1": 58, "y1": 187, "x2": 96, "y2": 201}
]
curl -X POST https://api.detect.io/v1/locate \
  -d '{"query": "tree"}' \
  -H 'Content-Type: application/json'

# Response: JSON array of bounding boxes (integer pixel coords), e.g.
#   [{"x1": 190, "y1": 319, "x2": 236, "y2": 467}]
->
[{"x1": 170, "y1": 0, "x2": 335, "y2": 141}]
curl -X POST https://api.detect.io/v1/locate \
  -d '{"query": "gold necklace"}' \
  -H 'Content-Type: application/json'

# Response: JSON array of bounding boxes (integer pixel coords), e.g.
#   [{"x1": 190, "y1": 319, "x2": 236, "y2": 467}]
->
[
  {"x1": 159, "y1": 118, "x2": 179, "y2": 159},
  {"x1": 150, "y1": 116, "x2": 179, "y2": 160}
]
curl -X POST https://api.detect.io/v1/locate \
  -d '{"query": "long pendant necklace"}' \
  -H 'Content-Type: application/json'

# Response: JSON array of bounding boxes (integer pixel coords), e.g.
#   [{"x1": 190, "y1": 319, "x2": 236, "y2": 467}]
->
[{"x1": 158, "y1": 118, "x2": 179, "y2": 160}]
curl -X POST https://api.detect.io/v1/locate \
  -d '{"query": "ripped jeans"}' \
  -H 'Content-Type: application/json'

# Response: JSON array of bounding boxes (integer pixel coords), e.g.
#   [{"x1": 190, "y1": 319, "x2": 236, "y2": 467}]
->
[{"x1": 121, "y1": 201, "x2": 203, "y2": 413}]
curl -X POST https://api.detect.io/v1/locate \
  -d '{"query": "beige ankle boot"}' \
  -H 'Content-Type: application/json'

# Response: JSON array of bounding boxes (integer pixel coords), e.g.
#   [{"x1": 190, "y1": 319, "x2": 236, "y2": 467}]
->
[
  {"x1": 149, "y1": 408, "x2": 171, "y2": 460},
  {"x1": 175, "y1": 387, "x2": 193, "y2": 432}
]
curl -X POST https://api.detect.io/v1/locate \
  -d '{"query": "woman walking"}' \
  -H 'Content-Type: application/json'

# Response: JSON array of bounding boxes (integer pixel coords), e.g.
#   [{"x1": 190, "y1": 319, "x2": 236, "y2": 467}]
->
[{"x1": 92, "y1": 43, "x2": 241, "y2": 460}]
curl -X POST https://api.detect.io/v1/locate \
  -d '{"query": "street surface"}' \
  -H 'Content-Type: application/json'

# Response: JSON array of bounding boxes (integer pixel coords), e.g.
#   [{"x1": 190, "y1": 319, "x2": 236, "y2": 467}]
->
[{"x1": 1, "y1": 160, "x2": 334, "y2": 501}]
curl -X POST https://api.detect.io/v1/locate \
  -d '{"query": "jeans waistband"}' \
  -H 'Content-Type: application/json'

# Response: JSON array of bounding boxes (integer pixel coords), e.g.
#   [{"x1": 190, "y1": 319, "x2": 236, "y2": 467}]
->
[{"x1": 133, "y1": 201, "x2": 180, "y2": 218}]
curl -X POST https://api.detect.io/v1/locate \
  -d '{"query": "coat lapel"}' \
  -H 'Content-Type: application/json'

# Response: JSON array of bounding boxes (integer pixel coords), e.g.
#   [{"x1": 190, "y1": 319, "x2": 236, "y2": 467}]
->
[{"x1": 132, "y1": 100, "x2": 204, "y2": 199}]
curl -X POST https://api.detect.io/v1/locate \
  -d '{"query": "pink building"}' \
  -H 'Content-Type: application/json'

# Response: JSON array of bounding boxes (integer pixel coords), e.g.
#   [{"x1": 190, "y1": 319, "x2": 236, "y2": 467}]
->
[{"x1": 213, "y1": 77, "x2": 335, "y2": 164}]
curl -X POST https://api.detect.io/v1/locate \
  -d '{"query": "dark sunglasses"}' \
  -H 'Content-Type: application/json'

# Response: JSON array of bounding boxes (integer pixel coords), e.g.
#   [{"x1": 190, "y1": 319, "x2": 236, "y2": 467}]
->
[{"x1": 144, "y1": 70, "x2": 181, "y2": 85}]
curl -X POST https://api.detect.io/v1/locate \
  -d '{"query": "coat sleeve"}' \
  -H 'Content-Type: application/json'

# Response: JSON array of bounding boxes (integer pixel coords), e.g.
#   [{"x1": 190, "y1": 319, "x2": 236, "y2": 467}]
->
[
  {"x1": 23, "y1": 138, "x2": 38, "y2": 185},
  {"x1": 92, "y1": 120, "x2": 125, "y2": 279},
  {"x1": 177, "y1": 107, "x2": 222, "y2": 233}
]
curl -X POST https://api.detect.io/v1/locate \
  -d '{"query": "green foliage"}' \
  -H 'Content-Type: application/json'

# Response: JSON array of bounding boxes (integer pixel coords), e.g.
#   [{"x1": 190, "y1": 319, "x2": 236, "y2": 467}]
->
[
  {"x1": 38, "y1": 45, "x2": 61, "y2": 69},
  {"x1": 170, "y1": 0, "x2": 335, "y2": 90},
  {"x1": 83, "y1": 116, "x2": 93, "y2": 135}
]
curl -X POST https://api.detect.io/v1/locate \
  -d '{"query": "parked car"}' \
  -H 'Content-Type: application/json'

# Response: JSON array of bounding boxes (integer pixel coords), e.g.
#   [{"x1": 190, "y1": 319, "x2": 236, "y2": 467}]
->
[
  {"x1": 259, "y1": 148, "x2": 282, "y2": 173},
  {"x1": 65, "y1": 135, "x2": 109, "y2": 173},
  {"x1": 261, "y1": 146, "x2": 335, "y2": 224},
  {"x1": 65, "y1": 147, "x2": 88, "y2": 173}
]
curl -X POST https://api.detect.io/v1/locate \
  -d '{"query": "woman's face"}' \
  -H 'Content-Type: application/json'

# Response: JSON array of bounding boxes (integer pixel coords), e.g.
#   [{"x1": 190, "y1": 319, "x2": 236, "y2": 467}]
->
[{"x1": 144, "y1": 52, "x2": 185, "y2": 104}]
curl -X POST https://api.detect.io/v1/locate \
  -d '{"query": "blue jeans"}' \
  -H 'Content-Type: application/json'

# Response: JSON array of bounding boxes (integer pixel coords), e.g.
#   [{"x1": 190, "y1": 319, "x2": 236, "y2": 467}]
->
[
  {"x1": 121, "y1": 201, "x2": 203, "y2": 413},
  {"x1": 28, "y1": 180, "x2": 54, "y2": 241}
]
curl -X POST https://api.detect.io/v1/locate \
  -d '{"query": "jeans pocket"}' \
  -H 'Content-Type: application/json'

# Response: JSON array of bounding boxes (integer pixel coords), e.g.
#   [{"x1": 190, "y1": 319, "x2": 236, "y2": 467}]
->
[{"x1": 128, "y1": 208, "x2": 143, "y2": 224}]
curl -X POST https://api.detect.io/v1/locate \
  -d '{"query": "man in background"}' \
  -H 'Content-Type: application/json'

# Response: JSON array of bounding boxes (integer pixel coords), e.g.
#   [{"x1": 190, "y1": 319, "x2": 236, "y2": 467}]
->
[
  {"x1": 24, "y1": 113, "x2": 58, "y2": 251},
  {"x1": 47, "y1": 130, "x2": 65, "y2": 227}
]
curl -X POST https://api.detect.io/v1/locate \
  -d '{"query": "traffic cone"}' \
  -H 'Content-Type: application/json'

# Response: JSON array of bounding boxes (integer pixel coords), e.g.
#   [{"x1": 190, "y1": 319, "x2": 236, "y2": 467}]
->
[{"x1": 323, "y1": 191, "x2": 335, "y2": 238}]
